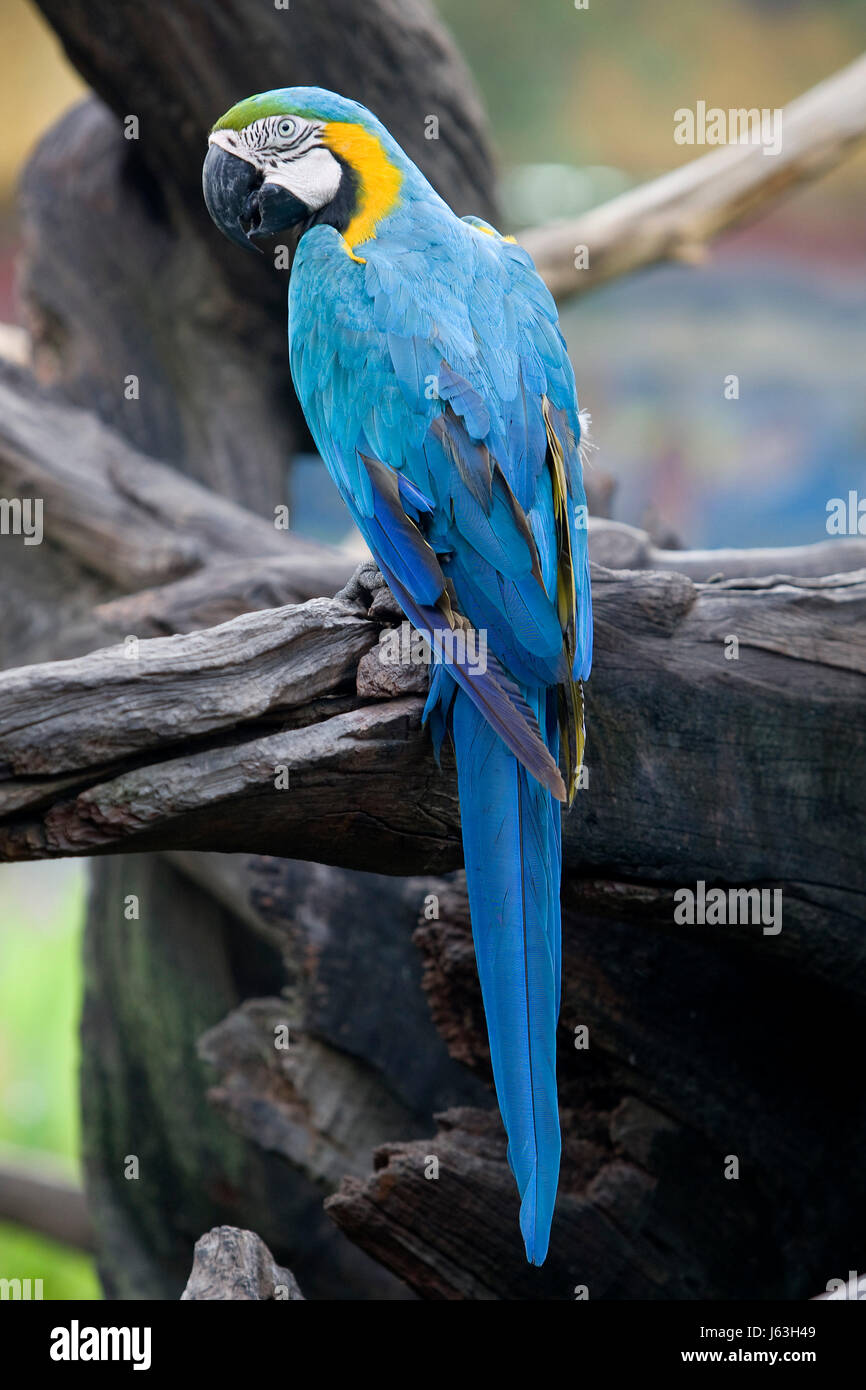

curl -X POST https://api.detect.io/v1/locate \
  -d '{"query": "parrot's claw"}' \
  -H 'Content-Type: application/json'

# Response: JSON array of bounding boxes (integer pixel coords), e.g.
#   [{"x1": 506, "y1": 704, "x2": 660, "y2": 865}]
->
[{"x1": 335, "y1": 560, "x2": 400, "y2": 618}]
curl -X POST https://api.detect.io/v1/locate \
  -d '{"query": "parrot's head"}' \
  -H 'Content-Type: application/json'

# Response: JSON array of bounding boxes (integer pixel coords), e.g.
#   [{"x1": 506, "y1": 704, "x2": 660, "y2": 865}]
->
[{"x1": 203, "y1": 87, "x2": 406, "y2": 253}]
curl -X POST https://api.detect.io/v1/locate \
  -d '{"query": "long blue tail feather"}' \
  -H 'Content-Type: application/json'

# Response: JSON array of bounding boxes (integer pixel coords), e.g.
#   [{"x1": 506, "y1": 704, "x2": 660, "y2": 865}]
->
[{"x1": 452, "y1": 686, "x2": 561, "y2": 1265}]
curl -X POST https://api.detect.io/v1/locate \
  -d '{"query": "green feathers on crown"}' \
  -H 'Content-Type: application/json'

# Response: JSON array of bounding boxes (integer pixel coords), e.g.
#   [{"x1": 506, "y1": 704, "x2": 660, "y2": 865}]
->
[
  {"x1": 211, "y1": 88, "x2": 381, "y2": 135},
  {"x1": 212, "y1": 94, "x2": 313, "y2": 132}
]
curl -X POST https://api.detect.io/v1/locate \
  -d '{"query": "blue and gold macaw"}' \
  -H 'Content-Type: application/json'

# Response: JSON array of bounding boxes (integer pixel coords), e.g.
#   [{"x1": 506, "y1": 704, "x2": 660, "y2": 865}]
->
[{"x1": 203, "y1": 88, "x2": 592, "y2": 1265}]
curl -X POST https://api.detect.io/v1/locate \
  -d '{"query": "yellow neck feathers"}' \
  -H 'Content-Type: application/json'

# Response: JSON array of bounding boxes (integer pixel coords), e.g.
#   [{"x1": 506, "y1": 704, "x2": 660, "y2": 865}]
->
[{"x1": 322, "y1": 122, "x2": 403, "y2": 261}]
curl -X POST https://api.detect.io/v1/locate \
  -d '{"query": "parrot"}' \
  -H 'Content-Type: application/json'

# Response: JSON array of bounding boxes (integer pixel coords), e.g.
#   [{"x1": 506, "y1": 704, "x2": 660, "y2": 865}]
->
[{"x1": 202, "y1": 88, "x2": 592, "y2": 1266}]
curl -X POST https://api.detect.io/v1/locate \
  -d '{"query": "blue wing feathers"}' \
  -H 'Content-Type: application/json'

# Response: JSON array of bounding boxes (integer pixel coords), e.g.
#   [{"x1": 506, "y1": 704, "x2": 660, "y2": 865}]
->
[{"x1": 436, "y1": 362, "x2": 491, "y2": 440}]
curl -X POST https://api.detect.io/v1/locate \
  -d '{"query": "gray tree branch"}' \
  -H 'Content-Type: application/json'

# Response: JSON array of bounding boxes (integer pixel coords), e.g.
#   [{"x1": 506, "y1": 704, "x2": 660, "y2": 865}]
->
[
  {"x1": 1, "y1": 565, "x2": 863, "y2": 941},
  {"x1": 521, "y1": 54, "x2": 866, "y2": 298},
  {"x1": 0, "y1": 1152, "x2": 94, "y2": 1253}
]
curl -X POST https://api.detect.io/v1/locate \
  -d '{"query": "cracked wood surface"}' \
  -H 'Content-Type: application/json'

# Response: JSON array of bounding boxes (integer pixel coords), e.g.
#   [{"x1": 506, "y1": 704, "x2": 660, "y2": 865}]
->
[
  {"x1": 327, "y1": 866, "x2": 866, "y2": 1299},
  {"x1": 181, "y1": 1226, "x2": 304, "y2": 1301},
  {"x1": 1, "y1": 566, "x2": 863, "y2": 943}
]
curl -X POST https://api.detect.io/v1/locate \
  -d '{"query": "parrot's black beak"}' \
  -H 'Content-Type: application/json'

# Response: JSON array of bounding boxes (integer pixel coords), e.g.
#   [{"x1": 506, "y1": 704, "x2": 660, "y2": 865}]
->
[{"x1": 203, "y1": 143, "x2": 310, "y2": 250}]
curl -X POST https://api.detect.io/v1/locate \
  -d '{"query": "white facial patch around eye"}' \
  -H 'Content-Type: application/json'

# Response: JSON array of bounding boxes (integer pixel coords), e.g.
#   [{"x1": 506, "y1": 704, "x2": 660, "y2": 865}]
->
[
  {"x1": 209, "y1": 116, "x2": 309, "y2": 162},
  {"x1": 264, "y1": 147, "x2": 343, "y2": 212}
]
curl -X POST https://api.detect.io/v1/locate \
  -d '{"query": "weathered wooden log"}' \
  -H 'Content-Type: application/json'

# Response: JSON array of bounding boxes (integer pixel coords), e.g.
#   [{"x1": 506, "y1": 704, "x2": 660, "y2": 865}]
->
[
  {"x1": 175, "y1": 849, "x2": 488, "y2": 1145},
  {"x1": 327, "y1": 864, "x2": 866, "y2": 1300},
  {"x1": 13, "y1": 0, "x2": 500, "y2": 1302},
  {"x1": 0, "y1": 361, "x2": 340, "y2": 594},
  {"x1": 2, "y1": 566, "x2": 863, "y2": 952},
  {"x1": 0, "y1": 360, "x2": 352, "y2": 661},
  {"x1": 181, "y1": 1227, "x2": 304, "y2": 1300},
  {"x1": 587, "y1": 515, "x2": 866, "y2": 581},
  {"x1": 326, "y1": 1107, "x2": 673, "y2": 1301},
  {"x1": 80, "y1": 849, "x2": 432, "y2": 1299},
  {"x1": 0, "y1": 596, "x2": 377, "y2": 781}
]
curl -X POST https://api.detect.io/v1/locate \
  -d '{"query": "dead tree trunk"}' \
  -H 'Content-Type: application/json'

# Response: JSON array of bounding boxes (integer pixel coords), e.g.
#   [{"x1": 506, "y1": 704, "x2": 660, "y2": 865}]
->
[
  {"x1": 6, "y1": 0, "x2": 496, "y2": 1300},
  {"x1": 2, "y1": 0, "x2": 865, "y2": 1300}
]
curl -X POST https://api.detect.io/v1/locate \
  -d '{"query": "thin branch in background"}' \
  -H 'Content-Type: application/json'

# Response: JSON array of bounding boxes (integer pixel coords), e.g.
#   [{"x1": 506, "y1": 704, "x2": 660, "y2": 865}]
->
[
  {"x1": 521, "y1": 54, "x2": 866, "y2": 299},
  {"x1": 0, "y1": 1149, "x2": 94, "y2": 1252}
]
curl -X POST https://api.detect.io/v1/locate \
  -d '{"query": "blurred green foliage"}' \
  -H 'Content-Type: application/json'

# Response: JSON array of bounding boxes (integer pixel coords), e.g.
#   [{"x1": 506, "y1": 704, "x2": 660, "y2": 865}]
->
[
  {"x1": 0, "y1": 863, "x2": 99, "y2": 1299},
  {"x1": 0, "y1": 1221, "x2": 99, "y2": 1300},
  {"x1": 438, "y1": 0, "x2": 866, "y2": 180}
]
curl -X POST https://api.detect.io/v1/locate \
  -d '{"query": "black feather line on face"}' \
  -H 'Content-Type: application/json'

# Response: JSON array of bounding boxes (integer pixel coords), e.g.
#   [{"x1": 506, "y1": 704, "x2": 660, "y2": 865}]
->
[{"x1": 298, "y1": 155, "x2": 359, "y2": 236}]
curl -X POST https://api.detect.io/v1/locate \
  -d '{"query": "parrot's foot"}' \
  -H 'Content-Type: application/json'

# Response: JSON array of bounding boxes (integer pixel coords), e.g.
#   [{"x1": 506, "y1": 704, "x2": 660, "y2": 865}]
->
[
  {"x1": 336, "y1": 561, "x2": 428, "y2": 698},
  {"x1": 335, "y1": 560, "x2": 403, "y2": 621}
]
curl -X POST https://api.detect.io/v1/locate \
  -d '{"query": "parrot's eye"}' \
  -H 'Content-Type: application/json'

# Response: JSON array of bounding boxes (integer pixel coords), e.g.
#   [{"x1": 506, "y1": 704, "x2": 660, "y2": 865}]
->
[{"x1": 277, "y1": 118, "x2": 296, "y2": 139}]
